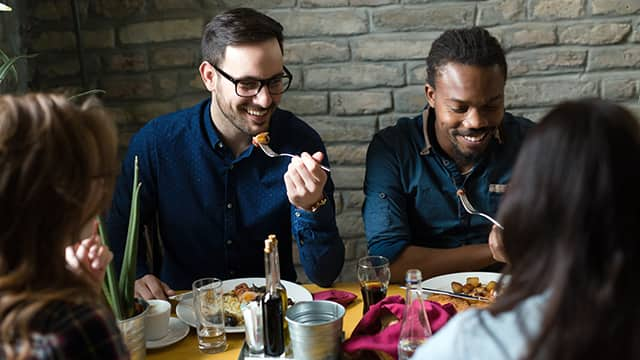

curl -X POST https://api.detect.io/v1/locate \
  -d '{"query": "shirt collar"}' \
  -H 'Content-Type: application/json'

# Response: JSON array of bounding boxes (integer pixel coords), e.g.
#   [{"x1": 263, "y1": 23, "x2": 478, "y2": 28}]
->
[{"x1": 419, "y1": 105, "x2": 505, "y2": 156}]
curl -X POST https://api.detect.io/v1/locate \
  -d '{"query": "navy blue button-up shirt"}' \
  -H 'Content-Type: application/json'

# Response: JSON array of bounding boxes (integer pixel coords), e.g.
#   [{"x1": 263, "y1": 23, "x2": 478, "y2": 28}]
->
[
  {"x1": 363, "y1": 107, "x2": 534, "y2": 262},
  {"x1": 107, "y1": 99, "x2": 344, "y2": 289}
]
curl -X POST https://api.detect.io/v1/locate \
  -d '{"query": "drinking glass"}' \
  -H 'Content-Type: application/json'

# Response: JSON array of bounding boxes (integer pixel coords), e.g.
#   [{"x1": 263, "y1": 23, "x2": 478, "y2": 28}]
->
[
  {"x1": 357, "y1": 256, "x2": 391, "y2": 314},
  {"x1": 192, "y1": 278, "x2": 228, "y2": 354}
]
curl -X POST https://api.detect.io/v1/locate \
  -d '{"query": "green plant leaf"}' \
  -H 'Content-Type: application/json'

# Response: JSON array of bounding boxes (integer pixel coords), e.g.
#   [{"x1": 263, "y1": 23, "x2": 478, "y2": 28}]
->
[
  {"x1": 98, "y1": 216, "x2": 123, "y2": 320},
  {"x1": 68, "y1": 89, "x2": 106, "y2": 101},
  {"x1": 0, "y1": 51, "x2": 37, "y2": 84},
  {"x1": 119, "y1": 156, "x2": 142, "y2": 318}
]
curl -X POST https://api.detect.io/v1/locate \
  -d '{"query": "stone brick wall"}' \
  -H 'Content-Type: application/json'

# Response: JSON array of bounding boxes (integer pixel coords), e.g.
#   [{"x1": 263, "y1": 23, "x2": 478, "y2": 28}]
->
[{"x1": 20, "y1": 0, "x2": 640, "y2": 283}]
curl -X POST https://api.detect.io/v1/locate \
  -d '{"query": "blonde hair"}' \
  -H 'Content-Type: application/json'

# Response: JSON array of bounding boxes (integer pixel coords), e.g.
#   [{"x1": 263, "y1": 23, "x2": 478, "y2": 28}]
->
[{"x1": 0, "y1": 93, "x2": 118, "y2": 358}]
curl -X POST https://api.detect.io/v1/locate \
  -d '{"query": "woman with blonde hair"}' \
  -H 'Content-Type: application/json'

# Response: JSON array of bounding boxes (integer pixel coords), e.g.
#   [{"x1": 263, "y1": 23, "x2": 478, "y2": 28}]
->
[{"x1": 0, "y1": 93, "x2": 128, "y2": 359}]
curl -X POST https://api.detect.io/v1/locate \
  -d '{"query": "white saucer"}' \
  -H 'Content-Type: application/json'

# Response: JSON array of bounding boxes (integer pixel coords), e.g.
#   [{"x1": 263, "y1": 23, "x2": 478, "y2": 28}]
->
[{"x1": 146, "y1": 317, "x2": 190, "y2": 350}]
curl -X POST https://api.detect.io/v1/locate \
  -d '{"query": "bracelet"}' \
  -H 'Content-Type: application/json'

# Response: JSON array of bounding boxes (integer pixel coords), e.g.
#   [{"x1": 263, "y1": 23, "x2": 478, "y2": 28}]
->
[{"x1": 310, "y1": 194, "x2": 328, "y2": 213}]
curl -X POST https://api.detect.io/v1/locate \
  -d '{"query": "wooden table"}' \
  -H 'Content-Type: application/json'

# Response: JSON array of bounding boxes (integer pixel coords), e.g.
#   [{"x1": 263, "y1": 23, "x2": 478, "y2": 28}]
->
[{"x1": 148, "y1": 283, "x2": 405, "y2": 360}]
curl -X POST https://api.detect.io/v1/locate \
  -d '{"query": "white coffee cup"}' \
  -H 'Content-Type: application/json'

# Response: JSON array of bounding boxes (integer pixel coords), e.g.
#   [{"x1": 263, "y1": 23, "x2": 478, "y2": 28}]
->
[{"x1": 144, "y1": 299, "x2": 171, "y2": 341}]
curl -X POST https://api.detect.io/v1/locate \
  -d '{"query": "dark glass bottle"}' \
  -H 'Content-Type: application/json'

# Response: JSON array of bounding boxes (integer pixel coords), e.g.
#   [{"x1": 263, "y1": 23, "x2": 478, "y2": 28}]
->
[{"x1": 262, "y1": 235, "x2": 286, "y2": 356}]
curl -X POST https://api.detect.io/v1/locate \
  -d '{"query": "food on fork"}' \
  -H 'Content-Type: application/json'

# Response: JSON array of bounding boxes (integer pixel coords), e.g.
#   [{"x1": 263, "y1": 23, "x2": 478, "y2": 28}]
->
[{"x1": 252, "y1": 131, "x2": 270, "y2": 146}]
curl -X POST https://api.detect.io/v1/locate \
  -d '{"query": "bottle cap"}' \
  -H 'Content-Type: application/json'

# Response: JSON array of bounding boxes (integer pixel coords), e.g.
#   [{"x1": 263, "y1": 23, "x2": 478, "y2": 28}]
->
[{"x1": 405, "y1": 269, "x2": 422, "y2": 284}]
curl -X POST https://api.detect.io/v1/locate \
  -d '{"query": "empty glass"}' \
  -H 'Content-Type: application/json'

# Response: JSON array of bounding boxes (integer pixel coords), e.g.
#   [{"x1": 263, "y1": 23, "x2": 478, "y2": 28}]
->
[
  {"x1": 357, "y1": 256, "x2": 391, "y2": 314},
  {"x1": 192, "y1": 278, "x2": 227, "y2": 354}
]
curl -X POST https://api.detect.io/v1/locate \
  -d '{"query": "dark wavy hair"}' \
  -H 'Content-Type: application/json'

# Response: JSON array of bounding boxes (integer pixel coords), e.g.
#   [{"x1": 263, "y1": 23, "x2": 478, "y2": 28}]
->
[
  {"x1": 201, "y1": 7, "x2": 284, "y2": 65},
  {"x1": 0, "y1": 93, "x2": 118, "y2": 359},
  {"x1": 490, "y1": 99, "x2": 640, "y2": 359},
  {"x1": 426, "y1": 27, "x2": 507, "y2": 88}
]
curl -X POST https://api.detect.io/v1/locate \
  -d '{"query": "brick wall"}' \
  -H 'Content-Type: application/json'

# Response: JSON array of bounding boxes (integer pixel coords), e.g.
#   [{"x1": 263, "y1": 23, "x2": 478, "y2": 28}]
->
[{"x1": 20, "y1": 0, "x2": 640, "y2": 282}]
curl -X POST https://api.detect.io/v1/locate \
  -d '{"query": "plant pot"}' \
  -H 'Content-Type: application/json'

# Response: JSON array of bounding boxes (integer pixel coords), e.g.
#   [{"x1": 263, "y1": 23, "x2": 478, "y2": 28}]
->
[{"x1": 117, "y1": 298, "x2": 149, "y2": 360}]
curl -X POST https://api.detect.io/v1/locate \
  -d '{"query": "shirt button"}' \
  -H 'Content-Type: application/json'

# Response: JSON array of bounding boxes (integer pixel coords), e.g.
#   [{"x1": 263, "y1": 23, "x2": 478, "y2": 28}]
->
[
  {"x1": 295, "y1": 212, "x2": 301, "y2": 217},
  {"x1": 378, "y1": 192, "x2": 387, "y2": 199},
  {"x1": 443, "y1": 160, "x2": 449, "y2": 165},
  {"x1": 227, "y1": 240, "x2": 232, "y2": 245},
  {"x1": 218, "y1": 143, "x2": 224, "y2": 148},
  {"x1": 227, "y1": 203, "x2": 233, "y2": 209}
]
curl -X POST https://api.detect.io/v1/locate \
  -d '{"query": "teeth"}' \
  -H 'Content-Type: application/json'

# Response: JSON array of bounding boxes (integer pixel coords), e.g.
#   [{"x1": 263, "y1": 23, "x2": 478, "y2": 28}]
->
[
  {"x1": 246, "y1": 108, "x2": 267, "y2": 116},
  {"x1": 462, "y1": 134, "x2": 486, "y2": 143}
]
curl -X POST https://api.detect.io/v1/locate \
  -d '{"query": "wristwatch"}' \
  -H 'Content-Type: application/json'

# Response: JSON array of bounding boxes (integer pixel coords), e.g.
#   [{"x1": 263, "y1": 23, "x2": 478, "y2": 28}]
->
[{"x1": 310, "y1": 194, "x2": 328, "y2": 213}]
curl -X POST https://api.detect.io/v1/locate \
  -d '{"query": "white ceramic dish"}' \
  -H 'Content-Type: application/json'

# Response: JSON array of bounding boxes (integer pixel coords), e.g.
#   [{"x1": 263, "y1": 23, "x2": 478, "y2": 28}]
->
[
  {"x1": 421, "y1": 271, "x2": 503, "y2": 293},
  {"x1": 146, "y1": 317, "x2": 190, "y2": 350},
  {"x1": 176, "y1": 277, "x2": 312, "y2": 333}
]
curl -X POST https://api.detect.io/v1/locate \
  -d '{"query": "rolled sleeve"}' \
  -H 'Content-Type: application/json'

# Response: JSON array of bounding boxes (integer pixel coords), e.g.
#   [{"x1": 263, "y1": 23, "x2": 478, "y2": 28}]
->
[{"x1": 362, "y1": 133, "x2": 412, "y2": 263}]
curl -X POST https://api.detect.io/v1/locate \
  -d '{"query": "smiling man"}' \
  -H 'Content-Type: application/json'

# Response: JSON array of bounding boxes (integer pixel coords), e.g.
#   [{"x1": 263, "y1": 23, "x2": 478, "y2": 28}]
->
[
  {"x1": 363, "y1": 27, "x2": 534, "y2": 282},
  {"x1": 107, "y1": 8, "x2": 344, "y2": 299}
]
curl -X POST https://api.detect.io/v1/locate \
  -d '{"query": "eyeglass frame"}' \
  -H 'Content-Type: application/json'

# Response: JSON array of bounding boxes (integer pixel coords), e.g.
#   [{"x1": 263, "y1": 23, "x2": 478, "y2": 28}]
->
[{"x1": 212, "y1": 64, "x2": 293, "y2": 97}]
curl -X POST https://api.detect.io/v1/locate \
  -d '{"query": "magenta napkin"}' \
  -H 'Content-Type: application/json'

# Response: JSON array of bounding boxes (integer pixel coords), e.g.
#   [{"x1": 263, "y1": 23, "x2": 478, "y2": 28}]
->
[
  {"x1": 313, "y1": 289, "x2": 358, "y2": 307},
  {"x1": 342, "y1": 295, "x2": 456, "y2": 360}
]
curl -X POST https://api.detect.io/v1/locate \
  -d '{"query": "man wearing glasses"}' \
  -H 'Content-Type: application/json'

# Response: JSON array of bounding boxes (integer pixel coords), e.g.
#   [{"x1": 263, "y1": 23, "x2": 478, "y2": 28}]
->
[{"x1": 107, "y1": 8, "x2": 344, "y2": 299}]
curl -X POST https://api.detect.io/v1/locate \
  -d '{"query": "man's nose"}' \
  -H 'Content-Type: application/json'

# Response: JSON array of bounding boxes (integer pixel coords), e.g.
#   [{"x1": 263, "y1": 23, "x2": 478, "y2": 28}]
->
[
  {"x1": 463, "y1": 108, "x2": 488, "y2": 129},
  {"x1": 253, "y1": 85, "x2": 273, "y2": 108}
]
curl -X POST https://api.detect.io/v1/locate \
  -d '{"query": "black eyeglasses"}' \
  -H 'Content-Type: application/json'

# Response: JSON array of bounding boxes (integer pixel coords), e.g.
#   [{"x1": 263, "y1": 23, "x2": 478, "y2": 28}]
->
[{"x1": 213, "y1": 64, "x2": 292, "y2": 97}]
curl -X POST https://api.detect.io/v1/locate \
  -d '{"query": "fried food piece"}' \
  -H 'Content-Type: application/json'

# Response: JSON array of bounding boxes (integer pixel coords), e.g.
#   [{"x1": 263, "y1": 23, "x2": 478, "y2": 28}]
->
[
  {"x1": 252, "y1": 132, "x2": 270, "y2": 146},
  {"x1": 466, "y1": 277, "x2": 480, "y2": 287},
  {"x1": 451, "y1": 281, "x2": 463, "y2": 293}
]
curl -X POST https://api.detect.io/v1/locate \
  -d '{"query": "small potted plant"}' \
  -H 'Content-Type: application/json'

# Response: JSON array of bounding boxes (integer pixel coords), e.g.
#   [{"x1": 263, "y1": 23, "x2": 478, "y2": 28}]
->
[{"x1": 99, "y1": 156, "x2": 148, "y2": 359}]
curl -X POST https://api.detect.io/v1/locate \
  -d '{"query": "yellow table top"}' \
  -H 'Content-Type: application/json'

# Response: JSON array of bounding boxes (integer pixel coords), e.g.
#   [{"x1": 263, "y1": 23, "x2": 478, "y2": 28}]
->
[{"x1": 148, "y1": 283, "x2": 405, "y2": 360}]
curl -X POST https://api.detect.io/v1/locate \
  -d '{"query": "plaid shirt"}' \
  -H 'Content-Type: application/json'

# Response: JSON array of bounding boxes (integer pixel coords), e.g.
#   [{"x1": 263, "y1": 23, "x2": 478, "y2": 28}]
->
[{"x1": 2, "y1": 301, "x2": 129, "y2": 359}]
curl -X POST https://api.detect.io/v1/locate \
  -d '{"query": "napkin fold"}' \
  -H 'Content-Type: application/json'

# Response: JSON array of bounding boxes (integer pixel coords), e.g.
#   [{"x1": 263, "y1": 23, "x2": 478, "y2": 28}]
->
[
  {"x1": 313, "y1": 289, "x2": 358, "y2": 307},
  {"x1": 342, "y1": 295, "x2": 456, "y2": 360}
]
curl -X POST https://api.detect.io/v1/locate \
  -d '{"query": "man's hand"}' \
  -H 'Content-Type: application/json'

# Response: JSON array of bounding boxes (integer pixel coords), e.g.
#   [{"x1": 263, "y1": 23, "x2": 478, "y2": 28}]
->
[
  {"x1": 135, "y1": 274, "x2": 175, "y2": 300},
  {"x1": 65, "y1": 223, "x2": 113, "y2": 292},
  {"x1": 284, "y1": 151, "x2": 328, "y2": 211},
  {"x1": 488, "y1": 225, "x2": 508, "y2": 263}
]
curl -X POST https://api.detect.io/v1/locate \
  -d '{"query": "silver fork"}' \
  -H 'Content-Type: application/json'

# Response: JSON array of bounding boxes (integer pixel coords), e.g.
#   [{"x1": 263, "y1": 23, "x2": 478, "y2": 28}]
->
[
  {"x1": 256, "y1": 142, "x2": 331, "y2": 172},
  {"x1": 457, "y1": 189, "x2": 504, "y2": 230}
]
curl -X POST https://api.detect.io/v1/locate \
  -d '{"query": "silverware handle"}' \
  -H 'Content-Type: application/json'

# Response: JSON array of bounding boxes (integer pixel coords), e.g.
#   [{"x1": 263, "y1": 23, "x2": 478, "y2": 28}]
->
[{"x1": 479, "y1": 213, "x2": 504, "y2": 230}]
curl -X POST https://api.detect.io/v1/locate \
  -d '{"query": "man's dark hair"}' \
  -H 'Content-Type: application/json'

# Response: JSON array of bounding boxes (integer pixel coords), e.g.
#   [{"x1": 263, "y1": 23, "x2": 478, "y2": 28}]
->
[
  {"x1": 426, "y1": 27, "x2": 507, "y2": 88},
  {"x1": 201, "y1": 8, "x2": 284, "y2": 65}
]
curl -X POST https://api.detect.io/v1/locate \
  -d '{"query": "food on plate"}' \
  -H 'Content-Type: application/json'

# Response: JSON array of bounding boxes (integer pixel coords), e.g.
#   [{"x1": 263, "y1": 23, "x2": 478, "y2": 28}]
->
[
  {"x1": 252, "y1": 132, "x2": 270, "y2": 146},
  {"x1": 223, "y1": 282, "x2": 294, "y2": 327},
  {"x1": 427, "y1": 276, "x2": 497, "y2": 313}
]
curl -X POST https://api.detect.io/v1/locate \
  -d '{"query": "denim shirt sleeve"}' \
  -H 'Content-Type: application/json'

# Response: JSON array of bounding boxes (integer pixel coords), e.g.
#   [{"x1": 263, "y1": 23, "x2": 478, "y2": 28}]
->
[
  {"x1": 362, "y1": 131, "x2": 412, "y2": 262},
  {"x1": 290, "y1": 169, "x2": 344, "y2": 287},
  {"x1": 106, "y1": 124, "x2": 157, "y2": 279}
]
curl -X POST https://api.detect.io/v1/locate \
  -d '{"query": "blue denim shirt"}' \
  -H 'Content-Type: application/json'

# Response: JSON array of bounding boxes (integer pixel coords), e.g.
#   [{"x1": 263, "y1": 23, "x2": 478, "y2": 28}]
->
[
  {"x1": 363, "y1": 106, "x2": 534, "y2": 262},
  {"x1": 107, "y1": 99, "x2": 344, "y2": 289}
]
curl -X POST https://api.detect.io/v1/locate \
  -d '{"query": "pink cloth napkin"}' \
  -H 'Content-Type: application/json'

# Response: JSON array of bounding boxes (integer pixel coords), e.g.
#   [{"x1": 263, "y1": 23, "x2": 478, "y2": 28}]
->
[
  {"x1": 342, "y1": 295, "x2": 457, "y2": 360},
  {"x1": 313, "y1": 289, "x2": 358, "y2": 307}
]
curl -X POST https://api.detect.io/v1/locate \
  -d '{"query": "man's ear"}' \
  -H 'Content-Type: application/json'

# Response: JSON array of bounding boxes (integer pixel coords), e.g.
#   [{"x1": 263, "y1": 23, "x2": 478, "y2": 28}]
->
[
  {"x1": 425, "y1": 83, "x2": 436, "y2": 108},
  {"x1": 199, "y1": 61, "x2": 216, "y2": 92}
]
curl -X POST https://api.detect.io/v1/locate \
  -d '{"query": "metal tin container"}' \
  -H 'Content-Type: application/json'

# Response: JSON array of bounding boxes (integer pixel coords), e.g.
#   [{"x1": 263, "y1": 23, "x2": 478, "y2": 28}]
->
[{"x1": 285, "y1": 300, "x2": 345, "y2": 360}]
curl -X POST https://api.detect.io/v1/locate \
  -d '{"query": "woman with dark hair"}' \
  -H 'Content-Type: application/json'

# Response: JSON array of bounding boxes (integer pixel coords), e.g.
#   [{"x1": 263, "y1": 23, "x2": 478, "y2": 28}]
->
[
  {"x1": 412, "y1": 98, "x2": 640, "y2": 359},
  {"x1": 0, "y1": 93, "x2": 128, "y2": 359}
]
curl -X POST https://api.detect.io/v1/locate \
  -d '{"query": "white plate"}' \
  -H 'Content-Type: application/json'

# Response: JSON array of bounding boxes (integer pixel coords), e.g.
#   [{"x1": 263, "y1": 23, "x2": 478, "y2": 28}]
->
[
  {"x1": 176, "y1": 277, "x2": 312, "y2": 333},
  {"x1": 146, "y1": 317, "x2": 190, "y2": 350},
  {"x1": 421, "y1": 271, "x2": 503, "y2": 292}
]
